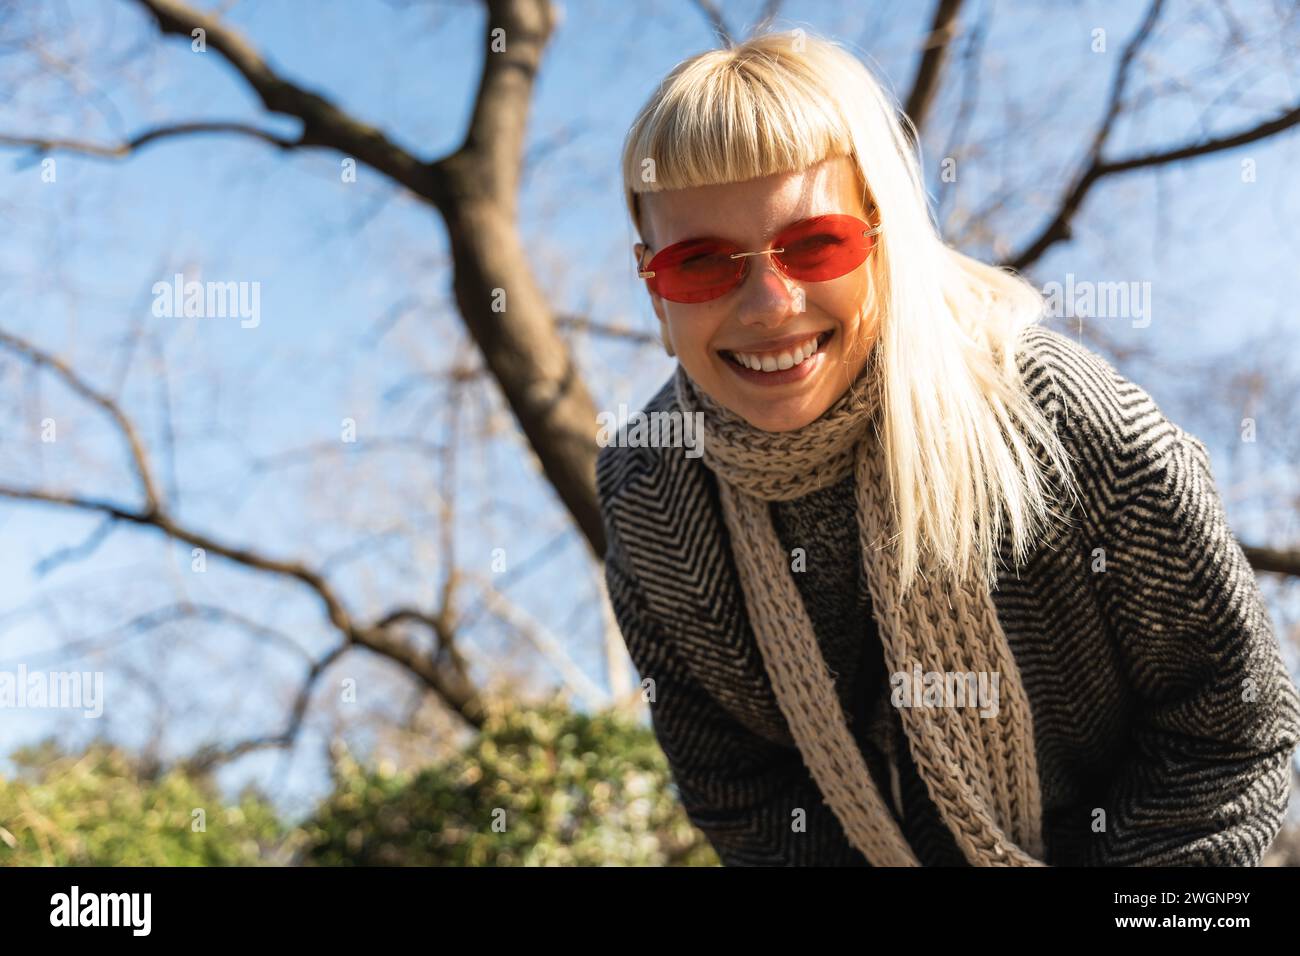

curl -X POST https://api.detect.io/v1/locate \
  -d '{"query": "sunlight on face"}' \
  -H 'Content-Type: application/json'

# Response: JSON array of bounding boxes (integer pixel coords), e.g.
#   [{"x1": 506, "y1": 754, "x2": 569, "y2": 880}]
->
[{"x1": 635, "y1": 156, "x2": 878, "y2": 432}]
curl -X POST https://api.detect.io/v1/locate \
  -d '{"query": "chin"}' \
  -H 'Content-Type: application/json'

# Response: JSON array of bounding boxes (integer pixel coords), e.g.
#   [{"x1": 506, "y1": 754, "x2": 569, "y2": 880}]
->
[{"x1": 726, "y1": 396, "x2": 825, "y2": 433}]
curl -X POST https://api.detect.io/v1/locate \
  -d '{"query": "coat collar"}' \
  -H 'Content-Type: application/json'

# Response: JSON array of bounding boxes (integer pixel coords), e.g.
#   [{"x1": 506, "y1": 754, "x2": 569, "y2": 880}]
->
[{"x1": 602, "y1": 375, "x2": 795, "y2": 745}]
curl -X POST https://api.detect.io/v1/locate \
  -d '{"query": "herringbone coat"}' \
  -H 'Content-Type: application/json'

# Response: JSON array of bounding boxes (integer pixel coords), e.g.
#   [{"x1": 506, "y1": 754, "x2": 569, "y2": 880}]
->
[{"x1": 597, "y1": 325, "x2": 1300, "y2": 866}]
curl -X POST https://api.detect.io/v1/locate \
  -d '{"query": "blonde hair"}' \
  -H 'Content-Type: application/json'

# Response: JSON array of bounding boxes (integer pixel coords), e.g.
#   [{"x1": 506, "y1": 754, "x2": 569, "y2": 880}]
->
[{"x1": 621, "y1": 29, "x2": 1082, "y2": 594}]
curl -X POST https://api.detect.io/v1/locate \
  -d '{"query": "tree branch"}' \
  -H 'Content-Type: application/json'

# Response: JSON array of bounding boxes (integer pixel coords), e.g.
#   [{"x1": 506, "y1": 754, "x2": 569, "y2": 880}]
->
[
  {"x1": 465, "y1": 569, "x2": 610, "y2": 708},
  {"x1": 0, "y1": 328, "x2": 162, "y2": 514},
  {"x1": 450, "y1": 0, "x2": 558, "y2": 213},
  {"x1": 1003, "y1": 96, "x2": 1300, "y2": 272},
  {"x1": 1242, "y1": 545, "x2": 1300, "y2": 578},
  {"x1": 129, "y1": 0, "x2": 441, "y2": 198},
  {"x1": 0, "y1": 324, "x2": 489, "y2": 726},
  {"x1": 691, "y1": 0, "x2": 734, "y2": 47},
  {"x1": 0, "y1": 121, "x2": 299, "y2": 159},
  {"x1": 903, "y1": 0, "x2": 965, "y2": 136},
  {"x1": 182, "y1": 643, "x2": 347, "y2": 774},
  {"x1": 0, "y1": 481, "x2": 490, "y2": 726},
  {"x1": 555, "y1": 314, "x2": 658, "y2": 346},
  {"x1": 996, "y1": 0, "x2": 1300, "y2": 271},
  {"x1": 750, "y1": 0, "x2": 784, "y2": 38},
  {"x1": 1000, "y1": 0, "x2": 1165, "y2": 271}
]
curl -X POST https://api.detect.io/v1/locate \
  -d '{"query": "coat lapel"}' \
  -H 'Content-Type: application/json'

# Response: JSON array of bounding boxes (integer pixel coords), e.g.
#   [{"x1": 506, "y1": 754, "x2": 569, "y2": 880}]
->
[{"x1": 608, "y1": 377, "x2": 795, "y2": 746}]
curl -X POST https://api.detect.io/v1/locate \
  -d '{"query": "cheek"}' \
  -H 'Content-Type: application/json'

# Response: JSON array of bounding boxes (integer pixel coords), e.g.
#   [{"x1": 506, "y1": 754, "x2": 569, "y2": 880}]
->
[
  {"x1": 666, "y1": 305, "x2": 726, "y2": 351},
  {"x1": 806, "y1": 271, "x2": 870, "y2": 328}
]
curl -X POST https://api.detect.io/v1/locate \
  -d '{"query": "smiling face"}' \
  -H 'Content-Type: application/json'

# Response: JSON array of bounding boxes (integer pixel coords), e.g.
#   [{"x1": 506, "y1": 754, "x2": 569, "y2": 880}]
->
[{"x1": 635, "y1": 156, "x2": 879, "y2": 432}]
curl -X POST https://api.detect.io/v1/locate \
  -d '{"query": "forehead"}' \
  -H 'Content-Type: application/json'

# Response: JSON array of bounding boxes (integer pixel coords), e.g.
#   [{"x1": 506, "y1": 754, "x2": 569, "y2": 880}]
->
[{"x1": 643, "y1": 156, "x2": 865, "y2": 247}]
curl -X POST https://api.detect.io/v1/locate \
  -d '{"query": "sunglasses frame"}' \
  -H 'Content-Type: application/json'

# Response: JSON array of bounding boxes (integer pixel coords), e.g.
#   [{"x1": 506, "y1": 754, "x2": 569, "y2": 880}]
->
[{"x1": 637, "y1": 212, "x2": 882, "y2": 304}]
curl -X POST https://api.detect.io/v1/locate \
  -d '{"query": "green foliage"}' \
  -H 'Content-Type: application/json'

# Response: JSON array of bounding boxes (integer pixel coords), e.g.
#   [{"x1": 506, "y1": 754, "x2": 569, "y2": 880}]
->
[
  {"x1": 0, "y1": 740, "x2": 288, "y2": 866},
  {"x1": 0, "y1": 698, "x2": 719, "y2": 866},
  {"x1": 301, "y1": 696, "x2": 718, "y2": 866}
]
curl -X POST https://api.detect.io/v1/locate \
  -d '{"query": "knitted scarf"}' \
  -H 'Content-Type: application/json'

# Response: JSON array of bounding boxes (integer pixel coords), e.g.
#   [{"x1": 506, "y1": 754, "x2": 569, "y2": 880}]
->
[{"x1": 672, "y1": 355, "x2": 1048, "y2": 867}]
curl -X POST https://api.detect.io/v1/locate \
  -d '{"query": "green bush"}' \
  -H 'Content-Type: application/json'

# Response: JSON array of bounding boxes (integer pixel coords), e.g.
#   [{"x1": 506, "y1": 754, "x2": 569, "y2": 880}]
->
[
  {"x1": 0, "y1": 697, "x2": 718, "y2": 866},
  {"x1": 301, "y1": 696, "x2": 718, "y2": 866},
  {"x1": 0, "y1": 740, "x2": 289, "y2": 866}
]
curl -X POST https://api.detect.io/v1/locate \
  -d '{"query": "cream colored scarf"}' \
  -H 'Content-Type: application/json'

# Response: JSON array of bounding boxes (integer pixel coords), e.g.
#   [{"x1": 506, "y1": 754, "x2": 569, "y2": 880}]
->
[{"x1": 672, "y1": 355, "x2": 1048, "y2": 867}]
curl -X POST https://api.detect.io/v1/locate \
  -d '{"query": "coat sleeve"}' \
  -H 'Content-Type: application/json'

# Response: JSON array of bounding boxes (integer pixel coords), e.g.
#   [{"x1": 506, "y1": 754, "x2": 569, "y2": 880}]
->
[
  {"x1": 1033, "y1": 333, "x2": 1300, "y2": 866},
  {"x1": 603, "y1": 527, "x2": 868, "y2": 866}
]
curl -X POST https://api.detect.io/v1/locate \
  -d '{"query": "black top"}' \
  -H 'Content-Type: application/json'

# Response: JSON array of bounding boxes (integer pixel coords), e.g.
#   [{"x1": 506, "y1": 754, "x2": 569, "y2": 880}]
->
[{"x1": 771, "y1": 473, "x2": 968, "y2": 865}]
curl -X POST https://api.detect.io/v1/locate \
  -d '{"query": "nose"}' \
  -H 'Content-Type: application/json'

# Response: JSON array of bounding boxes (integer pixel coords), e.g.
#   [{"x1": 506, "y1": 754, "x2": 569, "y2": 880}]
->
[{"x1": 734, "y1": 252, "x2": 801, "y2": 328}]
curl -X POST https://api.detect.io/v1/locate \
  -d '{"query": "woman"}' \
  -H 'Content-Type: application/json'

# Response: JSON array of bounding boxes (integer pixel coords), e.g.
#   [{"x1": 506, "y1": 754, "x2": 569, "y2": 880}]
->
[{"x1": 597, "y1": 29, "x2": 1300, "y2": 866}]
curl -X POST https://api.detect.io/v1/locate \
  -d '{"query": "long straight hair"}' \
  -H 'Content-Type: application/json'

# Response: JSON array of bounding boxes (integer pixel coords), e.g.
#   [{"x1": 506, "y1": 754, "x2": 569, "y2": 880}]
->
[{"x1": 620, "y1": 29, "x2": 1082, "y2": 594}]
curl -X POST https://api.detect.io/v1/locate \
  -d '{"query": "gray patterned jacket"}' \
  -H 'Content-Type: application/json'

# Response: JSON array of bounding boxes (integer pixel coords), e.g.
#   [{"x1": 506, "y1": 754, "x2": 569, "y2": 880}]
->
[{"x1": 597, "y1": 325, "x2": 1300, "y2": 866}]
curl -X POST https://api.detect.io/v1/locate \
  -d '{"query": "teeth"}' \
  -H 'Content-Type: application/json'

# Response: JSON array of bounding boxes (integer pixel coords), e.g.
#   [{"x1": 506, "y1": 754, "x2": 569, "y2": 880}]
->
[{"x1": 728, "y1": 333, "x2": 823, "y2": 373}]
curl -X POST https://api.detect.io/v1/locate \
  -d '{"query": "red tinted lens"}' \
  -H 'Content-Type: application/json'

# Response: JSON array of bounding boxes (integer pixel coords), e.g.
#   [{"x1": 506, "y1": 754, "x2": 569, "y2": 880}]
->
[
  {"x1": 644, "y1": 238, "x2": 745, "y2": 303},
  {"x1": 773, "y1": 214, "x2": 874, "y2": 281}
]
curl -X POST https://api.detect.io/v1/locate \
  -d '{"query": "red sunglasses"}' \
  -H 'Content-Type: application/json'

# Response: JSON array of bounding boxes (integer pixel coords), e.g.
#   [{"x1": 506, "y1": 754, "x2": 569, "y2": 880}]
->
[{"x1": 637, "y1": 213, "x2": 881, "y2": 304}]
